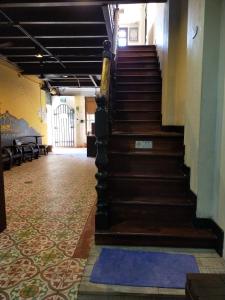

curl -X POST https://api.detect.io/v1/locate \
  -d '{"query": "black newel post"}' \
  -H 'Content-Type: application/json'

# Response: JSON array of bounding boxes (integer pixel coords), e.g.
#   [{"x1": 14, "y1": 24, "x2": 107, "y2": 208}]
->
[{"x1": 95, "y1": 40, "x2": 112, "y2": 230}]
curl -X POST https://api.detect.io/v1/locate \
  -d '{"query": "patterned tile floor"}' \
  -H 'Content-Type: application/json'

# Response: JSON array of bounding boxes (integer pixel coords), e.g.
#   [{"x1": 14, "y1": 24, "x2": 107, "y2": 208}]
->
[{"x1": 0, "y1": 148, "x2": 96, "y2": 299}]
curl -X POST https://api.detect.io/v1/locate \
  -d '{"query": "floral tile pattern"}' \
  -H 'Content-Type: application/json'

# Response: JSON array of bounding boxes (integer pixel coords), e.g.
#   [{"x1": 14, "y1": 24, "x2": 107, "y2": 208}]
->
[{"x1": 0, "y1": 149, "x2": 96, "y2": 299}]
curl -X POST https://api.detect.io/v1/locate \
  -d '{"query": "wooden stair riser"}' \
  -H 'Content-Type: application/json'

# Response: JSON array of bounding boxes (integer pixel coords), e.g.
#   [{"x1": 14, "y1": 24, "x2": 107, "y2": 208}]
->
[
  {"x1": 110, "y1": 135, "x2": 184, "y2": 152},
  {"x1": 119, "y1": 45, "x2": 156, "y2": 51},
  {"x1": 118, "y1": 51, "x2": 157, "y2": 58},
  {"x1": 116, "y1": 91, "x2": 161, "y2": 100},
  {"x1": 95, "y1": 233, "x2": 217, "y2": 249},
  {"x1": 119, "y1": 46, "x2": 156, "y2": 51},
  {"x1": 116, "y1": 75, "x2": 162, "y2": 83},
  {"x1": 115, "y1": 110, "x2": 161, "y2": 121},
  {"x1": 108, "y1": 154, "x2": 184, "y2": 175},
  {"x1": 117, "y1": 69, "x2": 161, "y2": 76},
  {"x1": 113, "y1": 121, "x2": 161, "y2": 132},
  {"x1": 116, "y1": 100, "x2": 161, "y2": 111},
  {"x1": 108, "y1": 177, "x2": 189, "y2": 197},
  {"x1": 117, "y1": 83, "x2": 162, "y2": 92},
  {"x1": 117, "y1": 56, "x2": 158, "y2": 63},
  {"x1": 117, "y1": 62, "x2": 159, "y2": 69},
  {"x1": 109, "y1": 203, "x2": 195, "y2": 227}
]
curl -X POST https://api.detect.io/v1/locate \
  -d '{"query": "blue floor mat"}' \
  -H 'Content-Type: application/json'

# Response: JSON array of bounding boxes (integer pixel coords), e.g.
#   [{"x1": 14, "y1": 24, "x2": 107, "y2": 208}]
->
[{"x1": 90, "y1": 248, "x2": 199, "y2": 288}]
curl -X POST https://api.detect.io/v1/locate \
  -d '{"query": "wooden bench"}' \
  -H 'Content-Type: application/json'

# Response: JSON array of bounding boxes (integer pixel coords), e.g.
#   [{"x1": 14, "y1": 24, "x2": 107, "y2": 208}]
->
[
  {"x1": 13, "y1": 138, "x2": 39, "y2": 161},
  {"x1": 186, "y1": 273, "x2": 225, "y2": 300}
]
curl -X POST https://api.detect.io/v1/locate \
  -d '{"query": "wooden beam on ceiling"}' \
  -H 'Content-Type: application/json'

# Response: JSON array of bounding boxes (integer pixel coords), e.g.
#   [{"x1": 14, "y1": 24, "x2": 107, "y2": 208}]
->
[
  {"x1": 0, "y1": 1, "x2": 167, "y2": 8},
  {"x1": 0, "y1": 9, "x2": 66, "y2": 68},
  {"x1": 1, "y1": 47, "x2": 103, "y2": 55},
  {"x1": 19, "y1": 63, "x2": 102, "y2": 75},
  {"x1": 0, "y1": 6, "x2": 104, "y2": 22},
  {"x1": 0, "y1": 37, "x2": 106, "y2": 47},
  {"x1": 0, "y1": 23, "x2": 107, "y2": 36}
]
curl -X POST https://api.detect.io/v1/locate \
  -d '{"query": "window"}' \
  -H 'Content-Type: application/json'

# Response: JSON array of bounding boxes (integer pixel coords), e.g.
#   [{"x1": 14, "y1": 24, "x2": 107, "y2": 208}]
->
[{"x1": 118, "y1": 28, "x2": 128, "y2": 47}]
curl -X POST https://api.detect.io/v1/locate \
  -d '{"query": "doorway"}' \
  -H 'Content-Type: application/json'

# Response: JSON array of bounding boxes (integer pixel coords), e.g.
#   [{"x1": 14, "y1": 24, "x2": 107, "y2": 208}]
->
[{"x1": 53, "y1": 104, "x2": 75, "y2": 147}]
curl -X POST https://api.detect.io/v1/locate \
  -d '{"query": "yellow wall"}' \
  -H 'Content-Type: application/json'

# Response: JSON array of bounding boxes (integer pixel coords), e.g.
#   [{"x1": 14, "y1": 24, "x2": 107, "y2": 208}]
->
[{"x1": 0, "y1": 59, "x2": 47, "y2": 144}]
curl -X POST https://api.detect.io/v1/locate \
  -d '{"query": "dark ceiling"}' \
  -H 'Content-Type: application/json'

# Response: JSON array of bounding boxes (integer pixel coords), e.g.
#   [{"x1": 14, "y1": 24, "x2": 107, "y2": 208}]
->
[{"x1": 0, "y1": 0, "x2": 166, "y2": 89}]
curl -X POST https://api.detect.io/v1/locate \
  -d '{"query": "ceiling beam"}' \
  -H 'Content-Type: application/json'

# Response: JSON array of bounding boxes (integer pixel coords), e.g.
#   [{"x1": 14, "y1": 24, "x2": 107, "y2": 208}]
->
[
  {"x1": 0, "y1": 21, "x2": 105, "y2": 25},
  {"x1": 1, "y1": 48, "x2": 103, "y2": 56},
  {"x1": 0, "y1": 1, "x2": 167, "y2": 8},
  {"x1": 89, "y1": 74, "x2": 98, "y2": 87},
  {"x1": 0, "y1": 6, "x2": 104, "y2": 22},
  {"x1": 0, "y1": 35, "x2": 107, "y2": 39},
  {"x1": 0, "y1": 9, "x2": 66, "y2": 68},
  {"x1": 0, "y1": 23, "x2": 107, "y2": 36},
  {"x1": 0, "y1": 37, "x2": 106, "y2": 47},
  {"x1": 20, "y1": 63, "x2": 102, "y2": 75}
]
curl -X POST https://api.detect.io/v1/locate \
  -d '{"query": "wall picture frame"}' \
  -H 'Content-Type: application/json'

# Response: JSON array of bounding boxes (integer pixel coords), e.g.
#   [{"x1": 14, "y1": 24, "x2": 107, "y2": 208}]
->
[{"x1": 129, "y1": 27, "x2": 139, "y2": 42}]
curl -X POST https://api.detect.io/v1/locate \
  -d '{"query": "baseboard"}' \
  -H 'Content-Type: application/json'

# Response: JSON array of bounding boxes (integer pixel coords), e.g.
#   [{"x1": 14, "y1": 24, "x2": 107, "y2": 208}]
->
[
  {"x1": 194, "y1": 218, "x2": 224, "y2": 256},
  {"x1": 161, "y1": 125, "x2": 184, "y2": 134}
]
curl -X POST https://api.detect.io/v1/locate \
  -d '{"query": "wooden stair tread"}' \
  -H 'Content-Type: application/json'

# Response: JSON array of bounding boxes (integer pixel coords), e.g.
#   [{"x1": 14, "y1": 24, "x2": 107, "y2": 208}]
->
[
  {"x1": 111, "y1": 131, "x2": 184, "y2": 137},
  {"x1": 114, "y1": 119, "x2": 160, "y2": 122},
  {"x1": 118, "y1": 49, "x2": 156, "y2": 53},
  {"x1": 117, "y1": 82, "x2": 161, "y2": 85},
  {"x1": 117, "y1": 73, "x2": 159, "y2": 76},
  {"x1": 116, "y1": 109, "x2": 161, "y2": 112},
  {"x1": 98, "y1": 224, "x2": 217, "y2": 240},
  {"x1": 116, "y1": 100, "x2": 161, "y2": 102},
  {"x1": 118, "y1": 45, "x2": 156, "y2": 49},
  {"x1": 109, "y1": 150, "x2": 184, "y2": 157},
  {"x1": 116, "y1": 91, "x2": 161, "y2": 93},
  {"x1": 117, "y1": 60, "x2": 158, "y2": 63},
  {"x1": 111, "y1": 195, "x2": 195, "y2": 206},
  {"x1": 117, "y1": 67, "x2": 160, "y2": 70},
  {"x1": 109, "y1": 172, "x2": 186, "y2": 179}
]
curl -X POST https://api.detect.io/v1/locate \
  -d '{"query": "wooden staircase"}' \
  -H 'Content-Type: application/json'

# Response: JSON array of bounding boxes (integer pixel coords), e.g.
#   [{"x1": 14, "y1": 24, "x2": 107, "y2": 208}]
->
[{"x1": 95, "y1": 45, "x2": 218, "y2": 250}]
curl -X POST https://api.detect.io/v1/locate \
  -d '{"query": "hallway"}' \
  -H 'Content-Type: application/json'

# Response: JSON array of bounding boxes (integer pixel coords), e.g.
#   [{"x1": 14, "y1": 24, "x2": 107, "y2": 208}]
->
[{"x1": 0, "y1": 150, "x2": 96, "y2": 299}]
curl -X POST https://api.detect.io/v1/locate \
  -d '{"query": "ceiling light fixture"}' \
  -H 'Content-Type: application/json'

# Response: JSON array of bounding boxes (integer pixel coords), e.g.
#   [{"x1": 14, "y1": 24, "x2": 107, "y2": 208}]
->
[{"x1": 35, "y1": 53, "x2": 43, "y2": 58}]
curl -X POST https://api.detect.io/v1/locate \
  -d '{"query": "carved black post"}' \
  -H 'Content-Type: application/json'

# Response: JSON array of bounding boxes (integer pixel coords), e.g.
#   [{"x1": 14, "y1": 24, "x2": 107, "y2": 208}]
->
[{"x1": 95, "y1": 40, "x2": 112, "y2": 230}]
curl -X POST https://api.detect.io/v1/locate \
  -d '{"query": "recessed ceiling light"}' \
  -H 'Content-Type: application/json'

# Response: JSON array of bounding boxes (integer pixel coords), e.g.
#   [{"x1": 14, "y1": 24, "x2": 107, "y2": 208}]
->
[
  {"x1": 35, "y1": 53, "x2": 43, "y2": 58},
  {"x1": 63, "y1": 75, "x2": 68, "y2": 78}
]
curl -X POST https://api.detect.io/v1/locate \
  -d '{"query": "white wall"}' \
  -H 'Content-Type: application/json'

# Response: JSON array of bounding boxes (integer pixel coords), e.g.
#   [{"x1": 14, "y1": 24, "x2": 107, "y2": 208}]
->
[
  {"x1": 148, "y1": 0, "x2": 225, "y2": 255},
  {"x1": 211, "y1": 0, "x2": 225, "y2": 254},
  {"x1": 197, "y1": 0, "x2": 222, "y2": 217},
  {"x1": 119, "y1": 4, "x2": 146, "y2": 45}
]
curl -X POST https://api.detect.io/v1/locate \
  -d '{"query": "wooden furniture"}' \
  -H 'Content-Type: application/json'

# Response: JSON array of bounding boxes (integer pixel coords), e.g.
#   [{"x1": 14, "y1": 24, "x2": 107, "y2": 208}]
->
[
  {"x1": 186, "y1": 273, "x2": 225, "y2": 300},
  {"x1": 87, "y1": 135, "x2": 96, "y2": 157},
  {"x1": 19, "y1": 135, "x2": 48, "y2": 155},
  {"x1": 1, "y1": 147, "x2": 13, "y2": 170},
  {"x1": 13, "y1": 138, "x2": 39, "y2": 161},
  {"x1": 0, "y1": 135, "x2": 7, "y2": 232}
]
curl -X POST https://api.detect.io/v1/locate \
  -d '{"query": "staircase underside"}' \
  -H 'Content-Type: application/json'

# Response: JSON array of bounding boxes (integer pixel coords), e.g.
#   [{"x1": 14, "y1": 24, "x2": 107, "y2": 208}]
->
[{"x1": 95, "y1": 45, "x2": 219, "y2": 252}]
